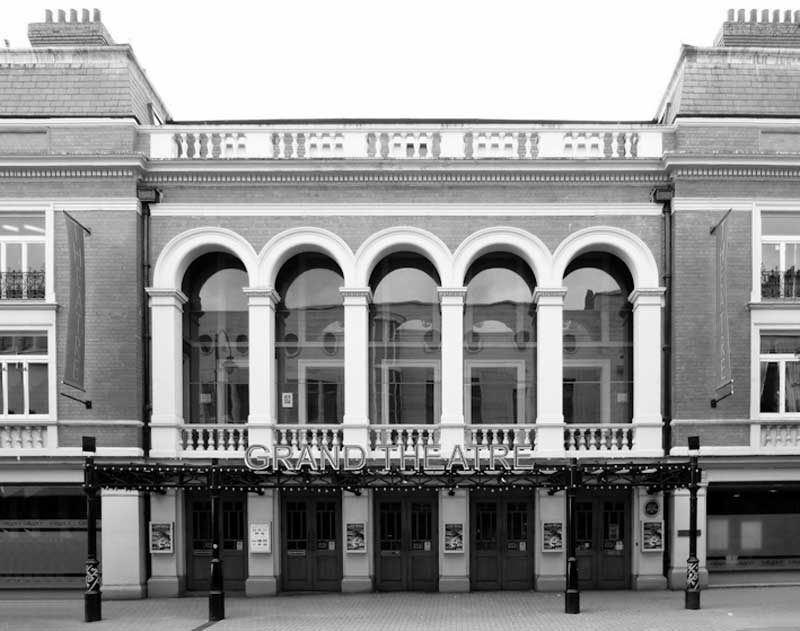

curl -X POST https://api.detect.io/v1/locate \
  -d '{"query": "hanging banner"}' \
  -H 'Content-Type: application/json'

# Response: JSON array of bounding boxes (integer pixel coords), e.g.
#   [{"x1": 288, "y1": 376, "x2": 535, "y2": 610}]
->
[
  {"x1": 714, "y1": 209, "x2": 733, "y2": 398},
  {"x1": 63, "y1": 212, "x2": 87, "y2": 391}
]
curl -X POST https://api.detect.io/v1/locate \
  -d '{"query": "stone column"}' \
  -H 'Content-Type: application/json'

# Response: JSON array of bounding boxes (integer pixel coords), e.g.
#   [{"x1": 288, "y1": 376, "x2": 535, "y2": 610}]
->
[
  {"x1": 533, "y1": 288, "x2": 567, "y2": 455},
  {"x1": 668, "y1": 486, "x2": 708, "y2": 589},
  {"x1": 147, "y1": 288, "x2": 187, "y2": 458},
  {"x1": 100, "y1": 490, "x2": 146, "y2": 599},
  {"x1": 535, "y1": 488, "x2": 566, "y2": 591},
  {"x1": 341, "y1": 288, "x2": 371, "y2": 449},
  {"x1": 632, "y1": 489, "x2": 667, "y2": 589},
  {"x1": 245, "y1": 288, "x2": 279, "y2": 449},
  {"x1": 629, "y1": 288, "x2": 665, "y2": 454},
  {"x1": 438, "y1": 288, "x2": 467, "y2": 453},
  {"x1": 439, "y1": 489, "x2": 469, "y2": 592},
  {"x1": 245, "y1": 490, "x2": 279, "y2": 596},
  {"x1": 341, "y1": 489, "x2": 372, "y2": 592},
  {"x1": 147, "y1": 489, "x2": 186, "y2": 597}
]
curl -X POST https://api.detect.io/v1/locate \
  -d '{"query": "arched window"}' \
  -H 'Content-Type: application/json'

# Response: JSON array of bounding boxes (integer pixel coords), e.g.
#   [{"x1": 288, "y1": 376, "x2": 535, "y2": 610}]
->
[
  {"x1": 182, "y1": 253, "x2": 249, "y2": 424},
  {"x1": 369, "y1": 253, "x2": 440, "y2": 425},
  {"x1": 275, "y1": 253, "x2": 344, "y2": 424},
  {"x1": 563, "y1": 253, "x2": 633, "y2": 424},
  {"x1": 464, "y1": 254, "x2": 536, "y2": 424}
]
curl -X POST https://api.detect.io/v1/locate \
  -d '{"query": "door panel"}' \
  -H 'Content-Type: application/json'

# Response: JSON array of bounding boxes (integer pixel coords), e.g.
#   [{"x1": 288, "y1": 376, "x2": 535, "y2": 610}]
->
[
  {"x1": 281, "y1": 495, "x2": 342, "y2": 592},
  {"x1": 470, "y1": 496, "x2": 533, "y2": 590},
  {"x1": 187, "y1": 496, "x2": 246, "y2": 591},
  {"x1": 375, "y1": 494, "x2": 437, "y2": 591},
  {"x1": 576, "y1": 494, "x2": 630, "y2": 590}
]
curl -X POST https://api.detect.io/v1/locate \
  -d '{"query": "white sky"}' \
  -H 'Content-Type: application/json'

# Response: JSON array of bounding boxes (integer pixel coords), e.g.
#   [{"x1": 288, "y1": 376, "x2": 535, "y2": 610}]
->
[{"x1": 0, "y1": 0, "x2": 790, "y2": 121}]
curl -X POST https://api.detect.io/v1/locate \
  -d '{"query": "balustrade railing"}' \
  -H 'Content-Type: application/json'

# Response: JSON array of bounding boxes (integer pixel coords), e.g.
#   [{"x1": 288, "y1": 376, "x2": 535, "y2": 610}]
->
[
  {"x1": 465, "y1": 424, "x2": 536, "y2": 450},
  {"x1": 273, "y1": 425, "x2": 344, "y2": 450},
  {"x1": 564, "y1": 424, "x2": 634, "y2": 452},
  {"x1": 149, "y1": 126, "x2": 661, "y2": 161},
  {"x1": 760, "y1": 422, "x2": 800, "y2": 448},
  {"x1": 761, "y1": 269, "x2": 800, "y2": 299},
  {"x1": 0, "y1": 271, "x2": 45, "y2": 300},
  {"x1": 368, "y1": 425, "x2": 440, "y2": 451},
  {"x1": 179, "y1": 424, "x2": 248, "y2": 454},
  {"x1": 0, "y1": 423, "x2": 48, "y2": 449}
]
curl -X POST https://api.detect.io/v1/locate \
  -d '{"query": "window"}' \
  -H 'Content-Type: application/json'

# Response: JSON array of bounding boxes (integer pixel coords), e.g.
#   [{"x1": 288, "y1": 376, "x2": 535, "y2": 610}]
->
[
  {"x1": 370, "y1": 253, "x2": 440, "y2": 425},
  {"x1": 463, "y1": 254, "x2": 536, "y2": 424},
  {"x1": 761, "y1": 211, "x2": 800, "y2": 299},
  {"x1": 276, "y1": 254, "x2": 344, "y2": 424},
  {"x1": 182, "y1": 253, "x2": 249, "y2": 424},
  {"x1": 0, "y1": 332, "x2": 49, "y2": 416},
  {"x1": 563, "y1": 253, "x2": 633, "y2": 424},
  {"x1": 759, "y1": 333, "x2": 800, "y2": 415},
  {"x1": 0, "y1": 213, "x2": 45, "y2": 300}
]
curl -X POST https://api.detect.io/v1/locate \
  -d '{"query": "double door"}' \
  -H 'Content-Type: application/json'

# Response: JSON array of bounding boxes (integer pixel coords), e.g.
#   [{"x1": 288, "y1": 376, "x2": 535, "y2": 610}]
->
[
  {"x1": 375, "y1": 493, "x2": 437, "y2": 591},
  {"x1": 281, "y1": 495, "x2": 342, "y2": 591},
  {"x1": 575, "y1": 494, "x2": 631, "y2": 589},
  {"x1": 186, "y1": 495, "x2": 247, "y2": 591},
  {"x1": 470, "y1": 496, "x2": 534, "y2": 590}
]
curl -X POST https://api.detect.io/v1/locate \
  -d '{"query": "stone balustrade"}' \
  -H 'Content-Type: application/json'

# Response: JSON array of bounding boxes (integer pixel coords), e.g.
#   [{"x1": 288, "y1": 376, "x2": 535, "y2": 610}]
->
[
  {"x1": 148, "y1": 125, "x2": 662, "y2": 161},
  {"x1": 368, "y1": 425, "x2": 441, "y2": 452},
  {"x1": 465, "y1": 424, "x2": 537, "y2": 450},
  {"x1": 760, "y1": 422, "x2": 800, "y2": 449},
  {"x1": 0, "y1": 423, "x2": 48, "y2": 449},
  {"x1": 564, "y1": 424, "x2": 635, "y2": 453},
  {"x1": 179, "y1": 424, "x2": 248, "y2": 455},
  {"x1": 274, "y1": 425, "x2": 344, "y2": 451}
]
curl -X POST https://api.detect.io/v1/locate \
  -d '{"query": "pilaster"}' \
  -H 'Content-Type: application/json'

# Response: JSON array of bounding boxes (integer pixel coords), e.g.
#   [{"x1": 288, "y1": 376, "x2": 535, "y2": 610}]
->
[
  {"x1": 438, "y1": 287, "x2": 467, "y2": 453},
  {"x1": 245, "y1": 288, "x2": 279, "y2": 448},
  {"x1": 341, "y1": 288, "x2": 371, "y2": 447},
  {"x1": 101, "y1": 490, "x2": 146, "y2": 599},
  {"x1": 533, "y1": 288, "x2": 567, "y2": 455}
]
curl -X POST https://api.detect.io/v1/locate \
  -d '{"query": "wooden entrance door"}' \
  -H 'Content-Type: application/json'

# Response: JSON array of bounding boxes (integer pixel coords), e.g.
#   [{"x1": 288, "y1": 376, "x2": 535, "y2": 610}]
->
[
  {"x1": 576, "y1": 494, "x2": 631, "y2": 589},
  {"x1": 186, "y1": 495, "x2": 247, "y2": 591},
  {"x1": 281, "y1": 494, "x2": 342, "y2": 591},
  {"x1": 471, "y1": 496, "x2": 534, "y2": 590},
  {"x1": 375, "y1": 493, "x2": 437, "y2": 591}
]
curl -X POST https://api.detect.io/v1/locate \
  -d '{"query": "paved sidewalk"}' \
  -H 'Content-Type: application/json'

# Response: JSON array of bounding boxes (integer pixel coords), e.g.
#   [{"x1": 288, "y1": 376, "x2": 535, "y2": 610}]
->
[{"x1": 2, "y1": 587, "x2": 800, "y2": 631}]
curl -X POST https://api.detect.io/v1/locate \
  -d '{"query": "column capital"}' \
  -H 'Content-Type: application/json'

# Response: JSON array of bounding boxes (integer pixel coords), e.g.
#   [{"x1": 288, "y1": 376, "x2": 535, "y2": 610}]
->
[
  {"x1": 244, "y1": 287, "x2": 280, "y2": 306},
  {"x1": 146, "y1": 287, "x2": 188, "y2": 307},
  {"x1": 533, "y1": 287, "x2": 567, "y2": 306},
  {"x1": 628, "y1": 287, "x2": 666, "y2": 307},
  {"x1": 437, "y1": 287, "x2": 467, "y2": 304},
  {"x1": 340, "y1": 287, "x2": 372, "y2": 304}
]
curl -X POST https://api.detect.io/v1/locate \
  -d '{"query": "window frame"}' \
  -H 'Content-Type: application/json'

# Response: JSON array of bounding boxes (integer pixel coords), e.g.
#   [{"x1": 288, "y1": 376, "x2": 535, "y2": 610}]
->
[
  {"x1": 754, "y1": 204, "x2": 800, "y2": 302},
  {"x1": 0, "y1": 205, "x2": 53, "y2": 302},
  {"x1": 757, "y1": 331, "x2": 800, "y2": 418},
  {"x1": 297, "y1": 359, "x2": 344, "y2": 425},
  {"x1": 563, "y1": 358, "x2": 611, "y2": 424},
  {"x1": 0, "y1": 328, "x2": 54, "y2": 420},
  {"x1": 379, "y1": 359, "x2": 440, "y2": 426},
  {"x1": 464, "y1": 359, "x2": 527, "y2": 424}
]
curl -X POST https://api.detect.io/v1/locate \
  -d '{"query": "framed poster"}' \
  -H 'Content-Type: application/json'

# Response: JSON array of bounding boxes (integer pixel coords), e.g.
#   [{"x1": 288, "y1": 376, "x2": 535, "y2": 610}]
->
[
  {"x1": 542, "y1": 522, "x2": 563, "y2": 552},
  {"x1": 444, "y1": 523, "x2": 464, "y2": 553},
  {"x1": 346, "y1": 522, "x2": 366, "y2": 553},
  {"x1": 149, "y1": 522, "x2": 173, "y2": 554},
  {"x1": 249, "y1": 522, "x2": 272, "y2": 553},
  {"x1": 642, "y1": 521, "x2": 663, "y2": 552}
]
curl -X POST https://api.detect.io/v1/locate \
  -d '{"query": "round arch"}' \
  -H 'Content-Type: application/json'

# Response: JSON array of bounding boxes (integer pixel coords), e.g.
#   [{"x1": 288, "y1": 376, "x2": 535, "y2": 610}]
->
[
  {"x1": 551, "y1": 226, "x2": 660, "y2": 289},
  {"x1": 258, "y1": 227, "x2": 355, "y2": 289},
  {"x1": 152, "y1": 227, "x2": 258, "y2": 290},
  {"x1": 354, "y1": 226, "x2": 453, "y2": 287},
  {"x1": 452, "y1": 227, "x2": 551, "y2": 287}
]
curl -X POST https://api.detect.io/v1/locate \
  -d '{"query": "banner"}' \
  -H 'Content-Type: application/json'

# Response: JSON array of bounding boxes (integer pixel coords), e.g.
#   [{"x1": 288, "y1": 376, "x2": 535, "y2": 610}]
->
[
  {"x1": 63, "y1": 212, "x2": 86, "y2": 391},
  {"x1": 714, "y1": 210, "x2": 733, "y2": 396}
]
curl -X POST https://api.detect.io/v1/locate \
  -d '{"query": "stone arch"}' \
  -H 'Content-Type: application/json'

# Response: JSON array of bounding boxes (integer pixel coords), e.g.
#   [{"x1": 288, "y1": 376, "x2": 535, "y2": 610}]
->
[{"x1": 354, "y1": 226, "x2": 453, "y2": 287}]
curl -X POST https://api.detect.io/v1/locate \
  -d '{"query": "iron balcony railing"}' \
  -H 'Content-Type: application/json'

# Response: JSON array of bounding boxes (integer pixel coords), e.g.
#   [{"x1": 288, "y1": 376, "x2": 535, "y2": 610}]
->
[
  {"x1": 0, "y1": 271, "x2": 45, "y2": 300},
  {"x1": 761, "y1": 269, "x2": 800, "y2": 300}
]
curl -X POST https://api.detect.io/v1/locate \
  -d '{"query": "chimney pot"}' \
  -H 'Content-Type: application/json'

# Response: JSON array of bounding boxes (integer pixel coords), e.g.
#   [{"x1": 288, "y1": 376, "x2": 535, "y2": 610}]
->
[
  {"x1": 760, "y1": 9, "x2": 768, "y2": 23},
  {"x1": 750, "y1": 9, "x2": 758, "y2": 22},
  {"x1": 45, "y1": 9, "x2": 53, "y2": 22},
  {"x1": 796, "y1": 10, "x2": 800, "y2": 24},
  {"x1": 82, "y1": 9, "x2": 90, "y2": 22},
  {"x1": 57, "y1": 9, "x2": 66, "y2": 22},
  {"x1": 785, "y1": 10, "x2": 792, "y2": 23},
  {"x1": 737, "y1": 8, "x2": 745, "y2": 22},
  {"x1": 772, "y1": 9, "x2": 780, "y2": 23},
  {"x1": 69, "y1": 9, "x2": 78, "y2": 22},
  {"x1": 93, "y1": 8, "x2": 101, "y2": 22},
  {"x1": 727, "y1": 8, "x2": 734, "y2": 21}
]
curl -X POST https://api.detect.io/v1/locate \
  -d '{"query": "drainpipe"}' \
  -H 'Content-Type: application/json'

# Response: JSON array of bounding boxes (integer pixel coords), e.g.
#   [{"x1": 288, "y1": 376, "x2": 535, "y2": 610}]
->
[
  {"x1": 137, "y1": 186, "x2": 161, "y2": 458},
  {"x1": 651, "y1": 182, "x2": 674, "y2": 581}
]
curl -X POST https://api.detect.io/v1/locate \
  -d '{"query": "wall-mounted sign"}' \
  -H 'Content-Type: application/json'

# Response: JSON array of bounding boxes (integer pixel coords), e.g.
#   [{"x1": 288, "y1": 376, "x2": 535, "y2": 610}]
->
[
  {"x1": 642, "y1": 521, "x2": 663, "y2": 552},
  {"x1": 542, "y1": 522, "x2": 563, "y2": 552},
  {"x1": 149, "y1": 522, "x2": 173, "y2": 554},
  {"x1": 444, "y1": 523, "x2": 463, "y2": 553},
  {"x1": 346, "y1": 523, "x2": 366, "y2": 553},
  {"x1": 249, "y1": 522, "x2": 271, "y2": 553},
  {"x1": 644, "y1": 500, "x2": 660, "y2": 517},
  {"x1": 281, "y1": 393, "x2": 293, "y2": 408}
]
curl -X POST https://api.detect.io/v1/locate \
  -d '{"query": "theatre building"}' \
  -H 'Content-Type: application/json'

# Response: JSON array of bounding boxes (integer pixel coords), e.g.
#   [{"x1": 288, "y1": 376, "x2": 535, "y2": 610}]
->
[{"x1": 1, "y1": 8, "x2": 799, "y2": 597}]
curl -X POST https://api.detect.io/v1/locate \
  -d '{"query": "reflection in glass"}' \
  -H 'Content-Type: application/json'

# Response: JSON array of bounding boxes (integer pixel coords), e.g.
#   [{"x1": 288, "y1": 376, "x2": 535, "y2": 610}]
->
[
  {"x1": 370, "y1": 253, "x2": 440, "y2": 424},
  {"x1": 563, "y1": 253, "x2": 633, "y2": 424},
  {"x1": 182, "y1": 253, "x2": 249, "y2": 424},
  {"x1": 464, "y1": 254, "x2": 535, "y2": 424},
  {"x1": 276, "y1": 254, "x2": 344, "y2": 424}
]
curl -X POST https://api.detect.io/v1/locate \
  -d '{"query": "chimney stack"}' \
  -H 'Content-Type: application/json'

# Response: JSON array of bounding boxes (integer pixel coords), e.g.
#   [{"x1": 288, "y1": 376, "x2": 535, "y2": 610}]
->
[
  {"x1": 27, "y1": 8, "x2": 115, "y2": 47},
  {"x1": 715, "y1": 7, "x2": 800, "y2": 48}
]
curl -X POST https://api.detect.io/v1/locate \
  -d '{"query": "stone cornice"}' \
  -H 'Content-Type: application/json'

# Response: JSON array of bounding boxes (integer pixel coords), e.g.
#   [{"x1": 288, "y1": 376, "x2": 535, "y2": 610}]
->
[
  {"x1": 146, "y1": 288, "x2": 188, "y2": 305},
  {"x1": 340, "y1": 287, "x2": 372, "y2": 301},
  {"x1": 243, "y1": 287, "x2": 280, "y2": 305},
  {"x1": 628, "y1": 287, "x2": 666, "y2": 306},
  {"x1": 0, "y1": 167, "x2": 140, "y2": 179},
  {"x1": 533, "y1": 288, "x2": 567, "y2": 304}
]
